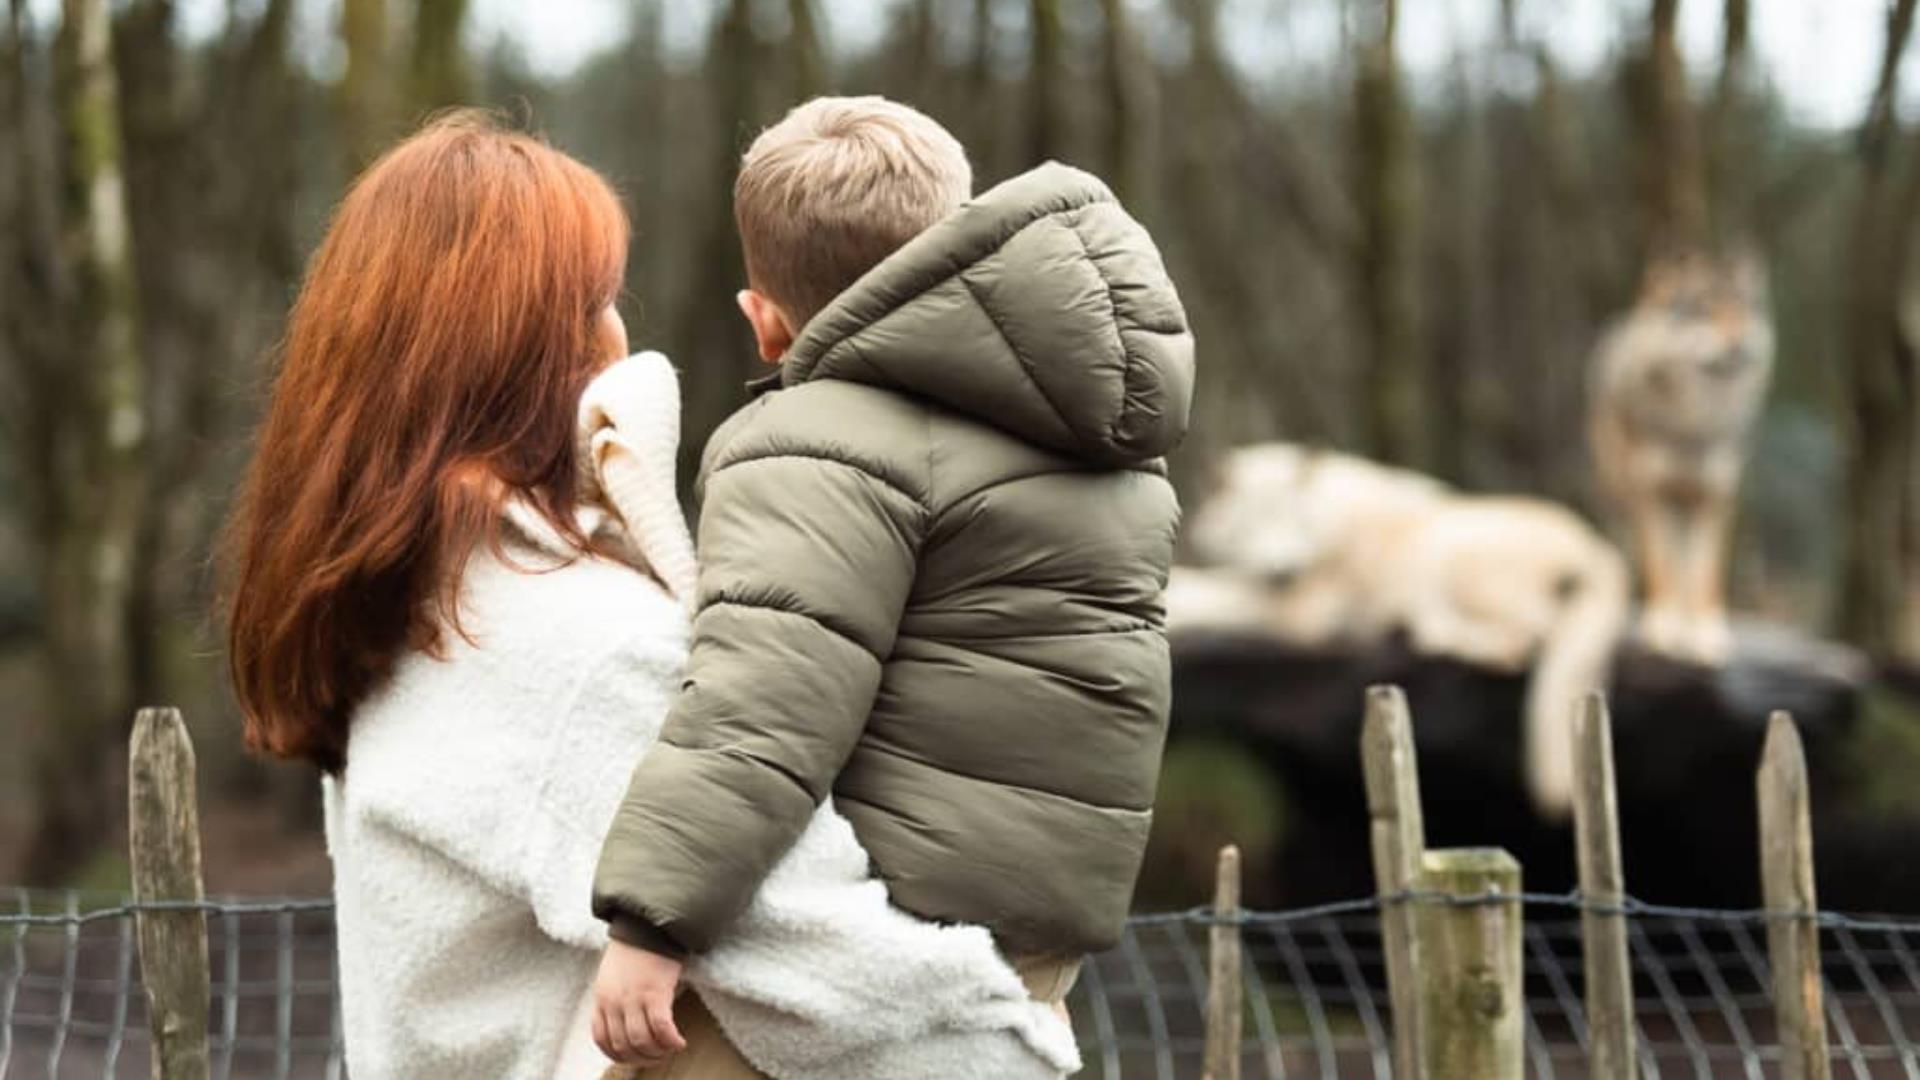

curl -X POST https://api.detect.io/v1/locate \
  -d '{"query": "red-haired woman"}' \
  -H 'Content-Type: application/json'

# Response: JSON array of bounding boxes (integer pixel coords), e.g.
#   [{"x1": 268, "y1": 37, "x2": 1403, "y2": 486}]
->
[{"x1": 224, "y1": 114, "x2": 1075, "y2": 1080}]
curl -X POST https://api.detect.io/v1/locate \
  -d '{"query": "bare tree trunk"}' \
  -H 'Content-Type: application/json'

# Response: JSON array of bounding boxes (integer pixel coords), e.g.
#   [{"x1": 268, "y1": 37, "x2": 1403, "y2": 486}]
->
[
  {"x1": 788, "y1": 0, "x2": 826, "y2": 101},
  {"x1": 1, "y1": 0, "x2": 23, "y2": 440},
  {"x1": 1097, "y1": 0, "x2": 1145, "y2": 205},
  {"x1": 27, "y1": 0, "x2": 148, "y2": 881},
  {"x1": 1164, "y1": 0, "x2": 1353, "y2": 455},
  {"x1": 970, "y1": 0, "x2": 1000, "y2": 177},
  {"x1": 1353, "y1": 0, "x2": 1425, "y2": 467},
  {"x1": 1714, "y1": 0, "x2": 1752, "y2": 109},
  {"x1": 625, "y1": 0, "x2": 667, "y2": 300},
  {"x1": 676, "y1": 0, "x2": 759, "y2": 495},
  {"x1": 112, "y1": 0, "x2": 184, "y2": 718},
  {"x1": 2, "y1": 0, "x2": 60, "y2": 546},
  {"x1": 1839, "y1": 0, "x2": 1920, "y2": 660},
  {"x1": 1425, "y1": 29, "x2": 1488, "y2": 487},
  {"x1": 1490, "y1": 3, "x2": 1618, "y2": 501},
  {"x1": 1474, "y1": 5, "x2": 1532, "y2": 489},
  {"x1": 1026, "y1": 0, "x2": 1064, "y2": 166},
  {"x1": 1706, "y1": 0, "x2": 1755, "y2": 240},
  {"x1": 1639, "y1": 0, "x2": 1707, "y2": 253},
  {"x1": 408, "y1": 0, "x2": 469, "y2": 113},
  {"x1": 228, "y1": 0, "x2": 299, "y2": 286},
  {"x1": 338, "y1": 0, "x2": 390, "y2": 171},
  {"x1": 159, "y1": 0, "x2": 300, "y2": 619}
]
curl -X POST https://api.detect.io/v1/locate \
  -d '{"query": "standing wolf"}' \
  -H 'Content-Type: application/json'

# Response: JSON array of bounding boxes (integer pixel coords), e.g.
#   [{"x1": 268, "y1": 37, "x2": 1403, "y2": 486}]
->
[{"x1": 1589, "y1": 251, "x2": 1774, "y2": 664}]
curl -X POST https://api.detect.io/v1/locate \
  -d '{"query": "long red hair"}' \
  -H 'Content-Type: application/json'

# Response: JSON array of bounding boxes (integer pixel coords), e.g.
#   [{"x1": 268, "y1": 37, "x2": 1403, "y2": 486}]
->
[{"x1": 224, "y1": 112, "x2": 629, "y2": 772}]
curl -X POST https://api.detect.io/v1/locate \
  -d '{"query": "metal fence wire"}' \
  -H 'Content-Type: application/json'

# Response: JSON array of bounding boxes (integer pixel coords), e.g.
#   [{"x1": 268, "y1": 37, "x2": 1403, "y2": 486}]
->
[{"x1": 8, "y1": 887, "x2": 1920, "y2": 1079}]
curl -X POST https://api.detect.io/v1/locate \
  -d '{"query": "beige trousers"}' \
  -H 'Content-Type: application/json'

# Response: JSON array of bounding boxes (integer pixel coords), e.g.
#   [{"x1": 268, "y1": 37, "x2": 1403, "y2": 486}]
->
[{"x1": 609, "y1": 955, "x2": 1083, "y2": 1080}]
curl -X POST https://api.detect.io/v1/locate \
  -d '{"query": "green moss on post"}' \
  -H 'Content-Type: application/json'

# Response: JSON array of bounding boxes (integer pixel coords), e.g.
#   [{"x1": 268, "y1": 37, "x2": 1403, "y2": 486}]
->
[{"x1": 1417, "y1": 848, "x2": 1523, "y2": 1080}]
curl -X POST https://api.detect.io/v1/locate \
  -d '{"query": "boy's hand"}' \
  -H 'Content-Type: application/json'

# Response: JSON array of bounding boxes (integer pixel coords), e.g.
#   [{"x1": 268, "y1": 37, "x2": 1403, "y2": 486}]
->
[{"x1": 591, "y1": 940, "x2": 689, "y2": 1065}]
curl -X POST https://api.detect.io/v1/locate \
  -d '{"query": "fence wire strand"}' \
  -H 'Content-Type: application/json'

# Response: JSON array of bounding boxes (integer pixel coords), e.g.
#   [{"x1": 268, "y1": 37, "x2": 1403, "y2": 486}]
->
[{"x1": 10, "y1": 887, "x2": 1920, "y2": 1077}]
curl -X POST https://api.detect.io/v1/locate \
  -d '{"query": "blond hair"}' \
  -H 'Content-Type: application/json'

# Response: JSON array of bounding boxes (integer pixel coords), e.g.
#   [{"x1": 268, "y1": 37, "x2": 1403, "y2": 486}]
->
[{"x1": 734, "y1": 96, "x2": 972, "y2": 327}]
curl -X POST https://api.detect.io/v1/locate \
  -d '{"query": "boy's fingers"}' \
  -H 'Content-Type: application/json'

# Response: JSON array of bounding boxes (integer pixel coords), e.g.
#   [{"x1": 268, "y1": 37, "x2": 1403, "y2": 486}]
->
[
  {"x1": 601, "y1": 1002, "x2": 636, "y2": 1061},
  {"x1": 591, "y1": 1007, "x2": 610, "y2": 1059},
  {"x1": 647, "y1": 997, "x2": 688, "y2": 1053},
  {"x1": 624, "y1": 1000, "x2": 660, "y2": 1060}
]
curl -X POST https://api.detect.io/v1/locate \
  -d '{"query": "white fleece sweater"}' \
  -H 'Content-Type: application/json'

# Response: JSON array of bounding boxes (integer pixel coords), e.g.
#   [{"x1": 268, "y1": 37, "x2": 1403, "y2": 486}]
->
[{"x1": 322, "y1": 353, "x2": 1079, "y2": 1080}]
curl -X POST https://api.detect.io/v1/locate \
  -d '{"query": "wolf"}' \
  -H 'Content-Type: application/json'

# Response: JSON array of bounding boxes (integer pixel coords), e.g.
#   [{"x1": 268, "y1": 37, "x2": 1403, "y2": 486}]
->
[
  {"x1": 1589, "y1": 250, "x2": 1774, "y2": 664},
  {"x1": 1175, "y1": 444, "x2": 1628, "y2": 817}
]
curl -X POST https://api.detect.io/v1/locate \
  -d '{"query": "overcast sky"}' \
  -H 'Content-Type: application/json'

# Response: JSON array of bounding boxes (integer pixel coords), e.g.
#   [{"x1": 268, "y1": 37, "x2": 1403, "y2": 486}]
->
[
  {"x1": 436, "y1": 0, "x2": 1912, "y2": 129},
  {"x1": 20, "y1": 0, "x2": 1908, "y2": 129}
]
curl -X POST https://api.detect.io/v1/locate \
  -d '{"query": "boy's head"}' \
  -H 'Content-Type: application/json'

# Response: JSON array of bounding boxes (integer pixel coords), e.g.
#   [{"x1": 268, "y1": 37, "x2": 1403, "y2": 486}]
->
[{"x1": 733, "y1": 95, "x2": 972, "y2": 362}]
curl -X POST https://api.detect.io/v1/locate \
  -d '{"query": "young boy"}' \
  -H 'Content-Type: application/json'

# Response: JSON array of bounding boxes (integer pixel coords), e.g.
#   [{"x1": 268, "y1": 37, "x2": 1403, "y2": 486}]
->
[{"x1": 590, "y1": 95, "x2": 1194, "y2": 1066}]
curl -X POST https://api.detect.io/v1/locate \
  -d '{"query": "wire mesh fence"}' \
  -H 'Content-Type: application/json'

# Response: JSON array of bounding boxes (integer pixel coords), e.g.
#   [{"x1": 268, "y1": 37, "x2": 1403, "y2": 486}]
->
[
  {"x1": 8, "y1": 887, "x2": 1920, "y2": 1078},
  {"x1": 1095, "y1": 894, "x2": 1920, "y2": 1079},
  {"x1": 1, "y1": 890, "x2": 340, "y2": 1079}
]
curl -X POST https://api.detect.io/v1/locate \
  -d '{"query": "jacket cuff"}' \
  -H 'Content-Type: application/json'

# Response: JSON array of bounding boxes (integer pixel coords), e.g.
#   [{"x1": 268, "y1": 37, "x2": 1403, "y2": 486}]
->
[{"x1": 606, "y1": 911, "x2": 690, "y2": 961}]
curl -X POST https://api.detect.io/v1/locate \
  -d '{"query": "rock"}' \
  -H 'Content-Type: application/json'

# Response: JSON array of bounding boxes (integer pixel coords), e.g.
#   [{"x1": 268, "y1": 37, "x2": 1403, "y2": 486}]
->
[{"x1": 1169, "y1": 623, "x2": 1884, "y2": 909}]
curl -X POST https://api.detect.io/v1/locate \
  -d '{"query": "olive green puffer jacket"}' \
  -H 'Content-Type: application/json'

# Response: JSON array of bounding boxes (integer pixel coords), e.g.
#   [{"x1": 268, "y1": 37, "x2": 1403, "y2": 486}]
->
[{"x1": 592, "y1": 163, "x2": 1195, "y2": 959}]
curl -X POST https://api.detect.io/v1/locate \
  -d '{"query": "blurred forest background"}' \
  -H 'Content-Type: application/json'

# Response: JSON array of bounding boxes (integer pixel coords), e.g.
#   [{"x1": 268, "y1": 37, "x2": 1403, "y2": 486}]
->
[{"x1": 4, "y1": 0, "x2": 1920, "y2": 898}]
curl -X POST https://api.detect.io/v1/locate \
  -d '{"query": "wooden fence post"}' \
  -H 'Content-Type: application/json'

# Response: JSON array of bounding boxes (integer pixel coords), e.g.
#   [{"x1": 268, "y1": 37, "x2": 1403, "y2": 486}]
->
[
  {"x1": 129, "y1": 707, "x2": 211, "y2": 1080},
  {"x1": 1573, "y1": 693, "x2": 1636, "y2": 1079},
  {"x1": 1758, "y1": 711, "x2": 1830, "y2": 1080},
  {"x1": 1362, "y1": 684, "x2": 1427, "y2": 1080},
  {"x1": 1204, "y1": 845, "x2": 1243, "y2": 1080},
  {"x1": 1417, "y1": 848, "x2": 1524, "y2": 1080}
]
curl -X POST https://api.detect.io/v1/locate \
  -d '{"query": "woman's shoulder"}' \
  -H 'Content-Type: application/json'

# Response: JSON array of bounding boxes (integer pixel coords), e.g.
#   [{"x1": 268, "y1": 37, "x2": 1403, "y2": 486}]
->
[
  {"x1": 351, "y1": 537, "x2": 681, "y2": 746},
  {"x1": 339, "y1": 542, "x2": 684, "y2": 827},
  {"x1": 457, "y1": 524, "x2": 688, "y2": 655}
]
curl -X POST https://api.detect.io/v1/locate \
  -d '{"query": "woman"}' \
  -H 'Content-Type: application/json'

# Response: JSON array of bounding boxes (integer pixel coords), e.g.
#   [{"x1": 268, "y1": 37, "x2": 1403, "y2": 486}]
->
[{"x1": 223, "y1": 113, "x2": 1075, "y2": 1079}]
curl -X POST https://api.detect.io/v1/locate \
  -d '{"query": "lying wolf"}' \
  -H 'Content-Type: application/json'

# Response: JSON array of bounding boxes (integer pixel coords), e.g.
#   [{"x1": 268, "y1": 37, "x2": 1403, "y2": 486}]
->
[
  {"x1": 1589, "y1": 250, "x2": 1774, "y2": 664},
  {"x1": 1175, "y1": 444, "x2": 1628, "y2": 817}
]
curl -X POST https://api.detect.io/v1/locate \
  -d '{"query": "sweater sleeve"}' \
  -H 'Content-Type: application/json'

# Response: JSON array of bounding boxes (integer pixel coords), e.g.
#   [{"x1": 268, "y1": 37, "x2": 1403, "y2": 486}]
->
[
  {"x1": 579, "y1": 351, "x2": 699, "y2": 606},
  {"x1": 591, "y1": 450, "x2": 926, "y2": 956}
]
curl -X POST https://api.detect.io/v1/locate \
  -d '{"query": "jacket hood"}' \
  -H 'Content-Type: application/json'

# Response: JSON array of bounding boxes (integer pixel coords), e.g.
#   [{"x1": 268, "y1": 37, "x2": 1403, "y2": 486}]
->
[{"x1": 780, "y1": 162, "x2": 1195, "y2": 465}]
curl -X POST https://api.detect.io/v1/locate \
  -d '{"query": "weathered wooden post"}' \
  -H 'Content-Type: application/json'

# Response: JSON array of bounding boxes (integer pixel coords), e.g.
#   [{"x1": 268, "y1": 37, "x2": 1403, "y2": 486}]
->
[
  {"x1": 1572, "y1": 693, "x2": 1636, "y2": 1079},
  {"x1": 129, "y1": 708, "x2": 211, "y2": 1080},
  {"x1": 1203, "y1": 845, "x2": 1243, "y2": 1080},
  {"x1": 1758, "y1": 711, "x2": 1830, "y2": 1080},
  {"x1": 1417, "y1": 848, "x2": 1524, "y2": 1080},
  {"x1": 1362, "y1": 685, "x2": 1427, "y2": 1080}
]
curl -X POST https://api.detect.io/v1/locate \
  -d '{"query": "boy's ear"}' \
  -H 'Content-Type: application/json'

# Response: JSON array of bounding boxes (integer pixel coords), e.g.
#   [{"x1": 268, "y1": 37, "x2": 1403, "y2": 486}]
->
[{"x1": 736, "y1": 289, "x2": 796, "y2": 364}]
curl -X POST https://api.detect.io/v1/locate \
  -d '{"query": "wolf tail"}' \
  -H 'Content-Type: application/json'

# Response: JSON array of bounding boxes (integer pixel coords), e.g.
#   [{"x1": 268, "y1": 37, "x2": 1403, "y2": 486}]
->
[{"x1": 1525, "y1": 543, "x2": 1630, "y2": 819}]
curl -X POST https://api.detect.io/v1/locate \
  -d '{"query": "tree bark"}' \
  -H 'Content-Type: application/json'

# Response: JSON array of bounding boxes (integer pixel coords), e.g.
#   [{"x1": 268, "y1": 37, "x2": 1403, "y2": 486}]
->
[
  {"x1": 1838, "y1": 0, "x2": 1920, "y2": 660},
  {"x1": 1097, "y1": 0, "x2": 1145, "y2": 205},
  {"x1": 409, "y1": 0, "x2": 469, "y2": 113},
  {"x1": 675, "y1": 0, "x2": 759, "y2": 496},
  {"x1": 1, "y1": 0, "x2": 20, "y2": 425},
  {"x1": 338, "y1": 0, "x2": 390, "y2": 171},
  {"x1": 1353, "y1": 0, "x2": 1425, "y2": 467},
  {"x1": 2, "y1": 0, "x2": 60, "y2": 566},
  {"x1": 788, "y1": 0, "x2": 826, "y2": 101},
  {"x1": 1425, "y1": 32, "x2": 1489, "y2": 487},
  {"x1": 970, "y1": 0, "x2": 999, "y2": 177},
  {"x1": 1706, "y1": 0, "x2": 1755, "y2": 240},
  {"x1": 136, "y1": 0, "x2": 300, "y2": 698},
  {"x1": 1026, "y1": 0, "x2": 1064, "y2": 166},
  {"x1": 112, "y1": 0, "x2": 184, "y2": 720},
  {"x1": 1639, "y1": 0, "x2": 1707, "y2": 253},
  {"x1": 27, "y1": 0, "x2": 148, "y2": 882}
]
